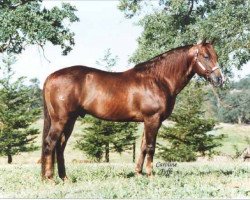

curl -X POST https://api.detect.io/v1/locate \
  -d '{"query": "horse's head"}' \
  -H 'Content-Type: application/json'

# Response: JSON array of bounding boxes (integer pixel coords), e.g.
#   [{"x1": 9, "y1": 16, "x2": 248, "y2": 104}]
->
[{"x1": 190, "y1": 40, "x2": 224, "y2": 87}]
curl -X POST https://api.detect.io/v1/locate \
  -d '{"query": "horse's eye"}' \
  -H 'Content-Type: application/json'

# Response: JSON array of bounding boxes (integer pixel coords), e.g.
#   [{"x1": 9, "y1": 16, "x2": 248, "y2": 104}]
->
[{"x1": 204, "y1": 55, "x2": 209, "y2": 60}]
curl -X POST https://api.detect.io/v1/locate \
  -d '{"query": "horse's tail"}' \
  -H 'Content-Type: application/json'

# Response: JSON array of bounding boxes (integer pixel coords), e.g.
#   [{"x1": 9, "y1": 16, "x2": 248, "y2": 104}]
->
[
  {"x1": 41, "y1": 84, "x2": 52, "y2": 178},
  {"x1": 42, "y1": 91, "x2": 51, "y2": 143}
]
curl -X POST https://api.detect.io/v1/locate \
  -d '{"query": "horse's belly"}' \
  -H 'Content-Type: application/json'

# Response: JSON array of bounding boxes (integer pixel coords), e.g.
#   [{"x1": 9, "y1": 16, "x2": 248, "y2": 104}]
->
[
  {"x1": 82, "y1": 94, "x2": 143, "y2": 122},
  {"x1": 86, "y1": 105, "x2": 141, "y2": 122},
  {"x1": 91, "y1": 110, "x2": 140, "y2": 122}
]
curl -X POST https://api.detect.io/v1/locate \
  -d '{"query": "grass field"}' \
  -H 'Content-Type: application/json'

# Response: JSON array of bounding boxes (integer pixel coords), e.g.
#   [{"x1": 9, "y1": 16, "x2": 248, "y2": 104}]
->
[
  {"x1": 0, "y1": 162, "x2": 249, "y2": 198},
  {"x1": 0, "y1": 119, "x2": 249, "y2": 198}
]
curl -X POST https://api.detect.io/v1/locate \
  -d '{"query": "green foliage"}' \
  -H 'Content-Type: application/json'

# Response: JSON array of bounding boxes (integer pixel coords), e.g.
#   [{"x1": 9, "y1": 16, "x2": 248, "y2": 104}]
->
[
  {"x1": 158, "y1": 83, "x2": 225, "y2": 161},
  {"x1": 95, "y1": 48, "x2": 118, "y2": 72},
  {"x1": 209, "y1": 76, "x2": 250, "y2": 124},
  {"x1": 118, "y1": 0, "x2": 142, "y2": 18},
  {"x1": 119, "y1": 0, "x2": 250, "y2": 76},
  {"x1": 0, "y1": 56, "x2": 40, "y2": 163},
  {"x1": 28, "y1": 78, "x2": 42, "y2": 111},
  {"x1": 0, "y1": 0, "x2": 79, "y2": 55},
  {"x1": 218, "y1": 91, "x2": 250, "y2": 124},
  {"x1": 76, "y1": 49, "x2": 138, "y2": 162}
]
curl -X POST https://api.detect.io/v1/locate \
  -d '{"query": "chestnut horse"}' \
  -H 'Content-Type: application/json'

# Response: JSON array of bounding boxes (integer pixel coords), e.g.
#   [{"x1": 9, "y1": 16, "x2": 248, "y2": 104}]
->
[{"x1": 41, "y1": 40, "x2": 223, "y2": 180}]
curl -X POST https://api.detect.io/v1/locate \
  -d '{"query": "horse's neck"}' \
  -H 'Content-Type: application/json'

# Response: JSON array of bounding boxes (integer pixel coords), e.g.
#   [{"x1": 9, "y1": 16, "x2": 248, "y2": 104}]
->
[
  {"x1": 133, "y1": 48, "x2": 195, "y2": 96},
  {"x1": 164, "y1": 69, "x2": 194, "y2": 95},
  {"x1": 157, "y1": 57, "x2": 195, "y2": 96}
]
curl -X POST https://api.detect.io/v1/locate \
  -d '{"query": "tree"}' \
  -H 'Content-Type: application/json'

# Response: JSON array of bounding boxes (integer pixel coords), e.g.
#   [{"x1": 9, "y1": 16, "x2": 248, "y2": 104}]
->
[
  {"x1": 218, "y1": 91, "x2": 250, "y2": 124},
  {"x1": 0, "y1": 0, "x2": 79, "y2": 55},
  {"x1": 75, "y1": 49, "x2": 138, "y2": 162},
  {"x1": 28, "y1": 78, "x2": 43, "y2": 111},
  {"x1": 158, "y1": 82, "x2": 225, "y2": 162},
  {"x1": 118, "y1": 0, "x2": 250, "y2": 77},
  {"x1": 76, "y1": 118, "x2": 138, "y2": 162},
  {"x1": 209, "y1": 76, "x2": 250, "y2": 124},
  {"x1": 0, "y1": 56, "x2": 40, "y2": 163}
]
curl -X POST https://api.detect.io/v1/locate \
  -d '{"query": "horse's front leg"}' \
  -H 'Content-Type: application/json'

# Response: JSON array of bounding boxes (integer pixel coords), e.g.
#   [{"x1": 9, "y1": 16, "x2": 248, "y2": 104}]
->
[
  {"x1": 135, "y1": 131, "x2": 146, "y2": 175},
  {"x1": 144, "y1": 114, "x2": 161, "y2": 177}
]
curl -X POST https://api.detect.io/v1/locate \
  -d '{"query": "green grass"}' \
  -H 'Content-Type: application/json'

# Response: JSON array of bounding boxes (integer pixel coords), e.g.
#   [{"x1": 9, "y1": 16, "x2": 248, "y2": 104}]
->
[
  {"x1": 213, "y1": 123, "x2": 250, "y2": 155},
  {"x1": 0, "y1": 162, "x2": 249, "y2": 198},
  {"x1": 0, "y1": 120, "x2": 250, "y2": 198}
]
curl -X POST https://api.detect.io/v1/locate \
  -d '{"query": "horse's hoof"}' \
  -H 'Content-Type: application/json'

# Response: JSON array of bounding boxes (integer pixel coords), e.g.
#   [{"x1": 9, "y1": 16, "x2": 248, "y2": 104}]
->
[
  {"x1": 43, "y1": 170, "x2": 54, "y2": 179},
  {"x1": 147, "y1": 173, "x2": 154, "y2": 179},
  {"x1": 42, "y1": 177, "x2": 56, "y2": 185},
  {"x1": 62, "y1": 176, "x2": 69, "y2": 182},
  {"x1": 135, "y1": 171, "x2": 143, "y2": 176}
]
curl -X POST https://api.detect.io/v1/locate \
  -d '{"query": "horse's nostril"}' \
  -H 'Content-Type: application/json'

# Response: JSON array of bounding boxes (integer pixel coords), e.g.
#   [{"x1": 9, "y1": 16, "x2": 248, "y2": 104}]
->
[
  {"x1": 217, "y1": 77, "x2": 222, "y2": 82},
  {"x1": 217, "y1": 77, "x2": 224, "y2": 86}
]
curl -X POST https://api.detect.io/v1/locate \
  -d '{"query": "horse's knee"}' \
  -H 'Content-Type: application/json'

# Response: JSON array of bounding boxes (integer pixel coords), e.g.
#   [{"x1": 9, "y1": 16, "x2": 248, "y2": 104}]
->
[
  {"x1": 140, "y1": 144, "x2": 147, "y2": 154},
  {"x1": 43, "y1": 127, "x2": 63, "y2": 155},
  {"x1": 43, "y1": 136, "x2": 52, "y2": 155},
  {"x1": 146, "y1": 144, "x2": 155, "y2": 155}
]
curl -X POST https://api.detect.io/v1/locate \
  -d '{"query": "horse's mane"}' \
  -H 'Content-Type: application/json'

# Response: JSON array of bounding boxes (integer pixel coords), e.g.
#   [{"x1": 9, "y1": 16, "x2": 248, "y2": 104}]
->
[{"x1": 133, "y1": 45, "x2": 193, "y2": 77}]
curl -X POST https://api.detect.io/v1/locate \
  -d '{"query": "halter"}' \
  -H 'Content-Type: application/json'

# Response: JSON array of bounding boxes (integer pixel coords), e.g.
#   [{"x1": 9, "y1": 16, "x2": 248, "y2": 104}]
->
[
  {"x1": 194, "y1": 49, "x2": 219, "y2": 74},
  {"x1": 197, "y1": 61, "x2": 219, "y2": 73}
]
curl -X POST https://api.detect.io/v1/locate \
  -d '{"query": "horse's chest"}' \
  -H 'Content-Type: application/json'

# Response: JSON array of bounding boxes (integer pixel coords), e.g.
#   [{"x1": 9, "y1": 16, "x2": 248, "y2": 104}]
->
[
  {"x1": 143, "y1": 93, "x2": 176, "y2": 119},
  {"x1": 138, "y1": 91, "x2": 172, "y2": 117},
  {"x1": 163, "y1": 96, "x2": 176, "y2": 119}
]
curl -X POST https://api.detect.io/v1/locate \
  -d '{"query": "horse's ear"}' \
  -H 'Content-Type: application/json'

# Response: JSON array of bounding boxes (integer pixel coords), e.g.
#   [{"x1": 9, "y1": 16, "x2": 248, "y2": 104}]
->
[
  {"x1": 210, "y1": 38, "x2": 216, "y2": 44},
  {"x1": 197, "y1": 38, "x2": 207, "y2": 45},
  {"x1": 201, "y1": 38, "x2": 207, "y2": 45}
]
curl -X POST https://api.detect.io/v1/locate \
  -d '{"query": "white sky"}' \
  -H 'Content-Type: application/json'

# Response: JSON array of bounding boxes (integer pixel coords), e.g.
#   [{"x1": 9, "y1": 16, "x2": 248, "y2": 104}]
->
[
  {"x1": 12, "y1": 1, "x2": 143, "y2": 87},
  {"x1": 10, "y1": 1, "x2": 250, "y2": 87}
]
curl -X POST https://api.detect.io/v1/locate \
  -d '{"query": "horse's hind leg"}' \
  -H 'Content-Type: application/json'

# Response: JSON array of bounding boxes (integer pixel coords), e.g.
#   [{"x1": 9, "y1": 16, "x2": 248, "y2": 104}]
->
[
  {"x1": 56, "y1": 117, "x2": 77, "y2": 180},
  {"x1": 42, "y1": 119, "x2": 67, "y2": 179}
]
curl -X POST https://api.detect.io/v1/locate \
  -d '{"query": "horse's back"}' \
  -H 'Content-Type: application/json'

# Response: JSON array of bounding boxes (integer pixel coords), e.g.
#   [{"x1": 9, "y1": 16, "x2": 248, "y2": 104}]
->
[
  {"x1": 45, "y1": 65, "x2": 97, "y2": 82},
  {"x1": 43, "y1": 65, "x2": 139, "y2": 120},
  {"x1": 45, "y1": 65, "x2": 128, "y2": 84}
]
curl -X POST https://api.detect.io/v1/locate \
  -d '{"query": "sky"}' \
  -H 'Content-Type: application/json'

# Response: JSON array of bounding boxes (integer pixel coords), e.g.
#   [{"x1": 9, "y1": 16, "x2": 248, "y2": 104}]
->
[
  {"x1": 9, "y1": 1, "x2": 250, "y2": 87},
  {"x1": 12, "y1": 1, "x2": 143, "y2": 87}
]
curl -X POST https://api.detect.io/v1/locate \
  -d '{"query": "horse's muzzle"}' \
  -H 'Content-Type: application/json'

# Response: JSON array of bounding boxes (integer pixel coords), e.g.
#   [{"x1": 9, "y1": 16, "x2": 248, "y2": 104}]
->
[
  {"x1": 210, "y1": 75, "x2": 224, "y2": 87},
  {"x1": 209, "y1": 70, "x2": 224, "y2": 87}
]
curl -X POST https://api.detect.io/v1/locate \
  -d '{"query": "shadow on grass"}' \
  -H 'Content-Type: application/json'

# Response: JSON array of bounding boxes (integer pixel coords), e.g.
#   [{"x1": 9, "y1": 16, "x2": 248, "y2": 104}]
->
[{"x1": 124, "y1": 171, "x2": 136, "y2": 178}]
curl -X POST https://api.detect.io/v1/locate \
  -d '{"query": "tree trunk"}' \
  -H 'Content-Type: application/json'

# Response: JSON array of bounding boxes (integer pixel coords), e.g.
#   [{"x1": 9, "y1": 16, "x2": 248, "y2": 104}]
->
[
  {"x1": 7, "y1": 154, "x2": 12, "y2": 164},
  {"x1": 238, "y1": 116, "x2": 242, "y2": 124},
  {"x1": 105, "y1": 142, "x2": 109, "y2": 162},
  {"x1": 132, "y1": 141, "x2": 136, "y2": 163}
]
